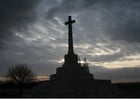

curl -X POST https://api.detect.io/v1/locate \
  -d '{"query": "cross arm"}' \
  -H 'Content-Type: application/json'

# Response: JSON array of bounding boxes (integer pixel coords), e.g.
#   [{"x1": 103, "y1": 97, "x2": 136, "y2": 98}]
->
[{"x1": 65, "y1": 20, "x2": 76, "y2": 25}]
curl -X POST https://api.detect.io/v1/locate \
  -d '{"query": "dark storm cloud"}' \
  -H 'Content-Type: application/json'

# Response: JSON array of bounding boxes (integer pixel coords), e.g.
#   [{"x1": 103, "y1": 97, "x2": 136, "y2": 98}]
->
[
  {"x1": 110, "y1": 18, "x2": 140, "y2": 42},
  {"x1": 46, "y1": 0, "x2": 97, "y2": 19},
  {"x1": 46, "y1": 0, "x2": 140, "y2": 43},
  {"x1": 103, "y1": 0, "x2": 140, "y2": 43},
  {"x1": 0, "y1": 0, "x2": 40, "y2": 48},
  {"x1": 96, "y1": 0, "x2": 140, "y2": 43}
]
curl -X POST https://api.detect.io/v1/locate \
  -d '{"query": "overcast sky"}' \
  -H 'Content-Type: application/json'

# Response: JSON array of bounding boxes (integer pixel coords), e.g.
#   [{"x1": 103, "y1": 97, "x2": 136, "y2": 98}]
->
[{"x1": 1, "y1": 0, "x2": 140, "y2": 82}]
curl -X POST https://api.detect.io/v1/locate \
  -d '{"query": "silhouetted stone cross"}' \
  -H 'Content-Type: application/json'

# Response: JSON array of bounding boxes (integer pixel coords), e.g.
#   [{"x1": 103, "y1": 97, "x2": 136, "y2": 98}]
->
[{"x1": 65, "y1": 16, "x2": 75, "y2": 54}]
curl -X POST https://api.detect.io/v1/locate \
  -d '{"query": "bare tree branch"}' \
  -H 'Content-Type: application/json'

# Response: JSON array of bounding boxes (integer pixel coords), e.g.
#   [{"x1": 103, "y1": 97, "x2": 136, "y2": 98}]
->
[{"x1": 6, "y1": 64, "x2": 35, "y2": 84}]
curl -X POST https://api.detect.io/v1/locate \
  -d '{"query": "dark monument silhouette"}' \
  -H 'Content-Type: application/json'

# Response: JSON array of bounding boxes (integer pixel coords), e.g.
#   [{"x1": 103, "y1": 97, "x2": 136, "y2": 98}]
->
[
  {"x1": 50, "y1": 16, "x2": 94, "y2": 81},
  {"x1": 34, "y1": 16, "x2": 116, "y2": 97}
]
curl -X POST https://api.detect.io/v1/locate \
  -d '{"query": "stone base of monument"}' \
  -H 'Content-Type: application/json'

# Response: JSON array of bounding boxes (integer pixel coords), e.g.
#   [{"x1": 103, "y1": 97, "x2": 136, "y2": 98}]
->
[
  {"x1": 33, "y1": 61, "x2": 117, "y2": 97},
  {"x1": 33, "y1": 53, "x2": 118, "y2": 97},
  {"x1": 50, "y1": 65, "x2": 94, "y2": 80}
]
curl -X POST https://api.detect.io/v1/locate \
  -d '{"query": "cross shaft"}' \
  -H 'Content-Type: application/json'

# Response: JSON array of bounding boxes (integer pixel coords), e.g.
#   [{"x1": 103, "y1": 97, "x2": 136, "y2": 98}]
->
[{"x1": 65, "y1": 16, "x2": 75, "y2": 54}]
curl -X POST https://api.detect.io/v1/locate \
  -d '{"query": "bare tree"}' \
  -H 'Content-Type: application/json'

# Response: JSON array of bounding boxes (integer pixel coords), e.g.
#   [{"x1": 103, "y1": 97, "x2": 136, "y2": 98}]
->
[{"x1": 6, "y1": 64, "x2": 35, "y2": 97}]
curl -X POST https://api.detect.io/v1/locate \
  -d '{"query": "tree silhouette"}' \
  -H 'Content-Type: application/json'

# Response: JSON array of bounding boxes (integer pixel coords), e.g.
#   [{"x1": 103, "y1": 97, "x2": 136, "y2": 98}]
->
[{"x1": 6, "y1": 64, "x2": 35, "y2": 97}]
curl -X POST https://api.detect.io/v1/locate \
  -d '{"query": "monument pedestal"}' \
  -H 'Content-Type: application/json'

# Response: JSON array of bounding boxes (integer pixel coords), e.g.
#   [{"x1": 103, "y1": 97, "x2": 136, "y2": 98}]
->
[
  {"x1": 64, "y1": 54, "x2": 78, "y2": 64},
  {"x1": 50, "y1": 53, "x2": 94, "y2": 81},
  {"x1": 47, "y1": 54, "x2": 114, "y2": 97}
]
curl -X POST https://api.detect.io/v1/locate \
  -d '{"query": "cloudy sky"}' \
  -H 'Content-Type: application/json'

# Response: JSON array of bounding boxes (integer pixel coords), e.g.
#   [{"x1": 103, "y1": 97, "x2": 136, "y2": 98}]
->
[{"x1": 1, "y1": 0, "x2": 140, "y2": 83}]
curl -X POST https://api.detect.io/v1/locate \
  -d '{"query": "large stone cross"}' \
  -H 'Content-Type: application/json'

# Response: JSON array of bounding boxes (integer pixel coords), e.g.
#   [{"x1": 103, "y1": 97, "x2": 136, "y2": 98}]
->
[{"x1": 65, "y1": 16, "x2": 75, "y2": 54}]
